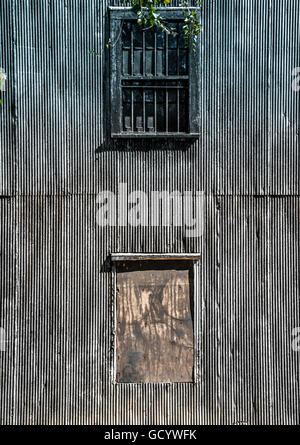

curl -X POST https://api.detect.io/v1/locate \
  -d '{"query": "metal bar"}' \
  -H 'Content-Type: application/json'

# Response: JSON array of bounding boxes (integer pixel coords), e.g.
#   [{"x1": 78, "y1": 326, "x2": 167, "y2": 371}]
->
[
  {"x1": 154, "y1": 90, "x2": 157, "y2": 133},
  {"x1": 154, "y1": 31, "x2": 157, "y2": 133},
  {"x1": 165, "y1": 31, "x2": 168, "y2": 132},
  {"x1": 131, "y1": 89, "x2": 134, "y2": 131},
  {"x1": 130, "y1": 22, "x2": 133, "y2": 76},
  {"x1": 121, "y1": 75, "x2": 189, "y2": 80},
  {"x1": 154, "y1": 31, "x2": 157, "y2": 76},
  {"x1": 177, "y1": 21, "x2": 180, "y2": 132},
  {"x1": 142, "y1": 26, "x2": 145, "y2": 130},
  {"x1": 177, "y1": 88, "x2": 180, "y2": 133},
  {"x1": 143, "y1": 89, "x2": 145, "y2": 132},
  {"x1": 177, "y1": 24, "x2": 179, "y2": 76},
  {"x1": 122, "y1": 85, "x2": 187, "y2": 89},
  {"x1": 166, "y1": 89, "x2": 168, "y2": 132},
  {"x1": 131, "y1": 24, "x2": 134, "y2": 130},
  {"x1": 165, "y1": 31, "x2": 168, "y2": 76},
  {"x1": 142, "y1": 29, "x2": 145, "y2": 76}
]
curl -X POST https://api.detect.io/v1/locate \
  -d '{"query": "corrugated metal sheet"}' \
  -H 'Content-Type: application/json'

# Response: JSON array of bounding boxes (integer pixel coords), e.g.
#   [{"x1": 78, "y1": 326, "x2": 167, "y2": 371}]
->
[{"x1": 0, "y1": 0, "x2": 299, "y2": 425}]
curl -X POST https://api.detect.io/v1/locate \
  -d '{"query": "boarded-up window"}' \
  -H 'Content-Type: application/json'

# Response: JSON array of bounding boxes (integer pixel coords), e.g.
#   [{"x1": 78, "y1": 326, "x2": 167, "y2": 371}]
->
[{"x1": 116, "y1": 260, "x2": 194, "y2": 383}]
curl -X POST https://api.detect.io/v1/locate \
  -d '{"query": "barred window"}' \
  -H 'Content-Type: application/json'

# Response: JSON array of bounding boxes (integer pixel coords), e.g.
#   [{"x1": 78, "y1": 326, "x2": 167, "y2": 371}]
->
[{"x1": 110, "y1": 8, "x2": 200, "y2": 138}]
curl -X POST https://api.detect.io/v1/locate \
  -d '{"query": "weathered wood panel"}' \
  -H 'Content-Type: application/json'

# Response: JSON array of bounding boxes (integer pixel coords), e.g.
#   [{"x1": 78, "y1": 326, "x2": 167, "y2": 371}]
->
[{"x1": 116, "y1": 261, "x2": 194, "y2": 383}]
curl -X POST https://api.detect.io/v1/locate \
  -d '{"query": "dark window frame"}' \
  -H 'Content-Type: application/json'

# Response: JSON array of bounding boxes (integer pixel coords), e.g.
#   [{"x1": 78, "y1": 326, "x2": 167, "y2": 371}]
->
[{"x1": 109, "y1": 7, "x2": 201, "y2": 139}]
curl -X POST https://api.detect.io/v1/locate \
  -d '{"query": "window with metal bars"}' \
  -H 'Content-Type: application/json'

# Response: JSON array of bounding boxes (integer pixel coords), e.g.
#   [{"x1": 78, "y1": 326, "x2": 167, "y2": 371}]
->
[{"x1": 110, "y1": 8, "x2": 200, "y2": 138}]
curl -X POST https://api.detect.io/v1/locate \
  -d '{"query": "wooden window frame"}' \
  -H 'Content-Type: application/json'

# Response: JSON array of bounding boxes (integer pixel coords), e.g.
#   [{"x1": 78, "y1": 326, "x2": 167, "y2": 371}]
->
[
  {"x1": 109, "y1": 7, "x2": 201, "y2": 139},
  {"x1": 110, "y1": 253, "x2": 202, "y2": 384}
]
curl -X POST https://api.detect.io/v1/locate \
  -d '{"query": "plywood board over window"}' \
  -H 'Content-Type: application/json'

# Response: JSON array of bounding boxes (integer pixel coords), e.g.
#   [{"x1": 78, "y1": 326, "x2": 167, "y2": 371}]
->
[{"x1": 116, "y1": 260, "x2": 194, "y2": 383}]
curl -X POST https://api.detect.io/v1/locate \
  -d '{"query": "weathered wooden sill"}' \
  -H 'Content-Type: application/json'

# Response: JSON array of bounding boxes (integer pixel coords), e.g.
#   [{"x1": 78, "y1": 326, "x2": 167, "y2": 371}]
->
[
  {"x1": 111, "y1": 253, "x2": 201, "y2": 262},
  {"x1": 111, "y1": 133, "x2": 200, "y2": 140}
]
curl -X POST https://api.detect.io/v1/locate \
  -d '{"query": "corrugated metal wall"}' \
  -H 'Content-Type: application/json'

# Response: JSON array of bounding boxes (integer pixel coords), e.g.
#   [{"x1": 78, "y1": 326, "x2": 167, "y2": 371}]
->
[{"x1": 0, "y1": 0, "x2": 299, "y2": 425}]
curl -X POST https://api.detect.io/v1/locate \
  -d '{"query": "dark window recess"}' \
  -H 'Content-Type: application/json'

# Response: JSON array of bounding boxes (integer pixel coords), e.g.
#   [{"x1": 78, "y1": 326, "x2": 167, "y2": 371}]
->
[
  {"x1": 122, "y1": 80, "x2": 188, "y2": 133},
  {"x1": 110, "y1": 8, "x2": 200, "y2": 138},
  {"x1": 121, "y1": 21, "x2": 188, "y2": 134}
]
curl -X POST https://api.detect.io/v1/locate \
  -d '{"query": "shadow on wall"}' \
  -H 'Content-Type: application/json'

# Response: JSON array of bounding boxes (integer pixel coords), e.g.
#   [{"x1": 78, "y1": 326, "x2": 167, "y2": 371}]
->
[{"x1": 95, "y1": 138, "x2": 198, "y2": 154}]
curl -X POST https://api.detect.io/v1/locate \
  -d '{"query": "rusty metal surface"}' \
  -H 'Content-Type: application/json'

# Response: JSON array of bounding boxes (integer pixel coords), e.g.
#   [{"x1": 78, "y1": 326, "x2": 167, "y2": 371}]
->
[
  {"x1": 1, "y1": 0, "x2": 299, "y2": 196},
  {"x1": 0, "y1": 0, "x2": 299, "y2": 425},
  {"x1": 0, "y1": 195, "x2": 298, "y2": 425}
]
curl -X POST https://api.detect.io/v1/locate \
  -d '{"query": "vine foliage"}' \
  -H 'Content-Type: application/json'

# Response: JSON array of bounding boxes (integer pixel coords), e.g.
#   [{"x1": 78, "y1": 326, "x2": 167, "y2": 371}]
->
[
  {"x1": 101, "y1": 0, "x2": 203, "y2": 51},
  {"x1": 124, "y1": 1, "x2": 202, "y2": 46}
]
